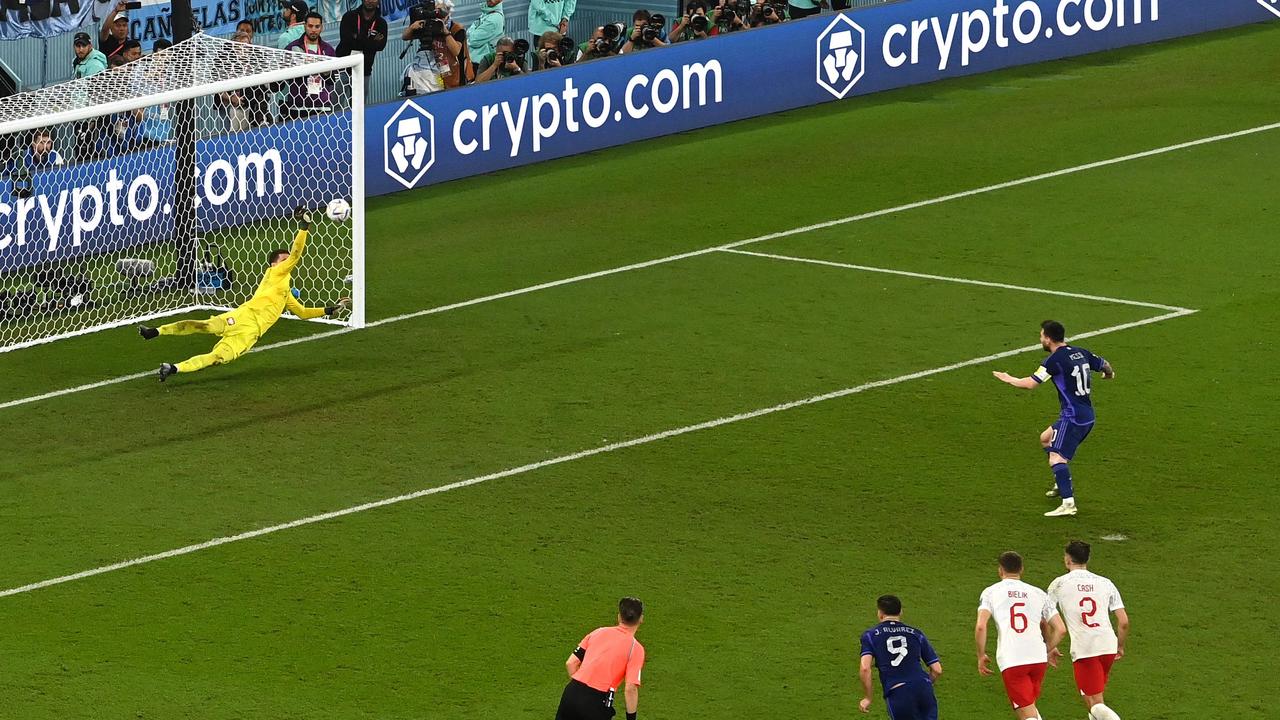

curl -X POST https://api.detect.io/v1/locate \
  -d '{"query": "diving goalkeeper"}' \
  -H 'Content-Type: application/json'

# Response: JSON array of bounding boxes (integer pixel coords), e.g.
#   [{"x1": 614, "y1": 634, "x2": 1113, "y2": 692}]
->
[{"x1": 139, "y1": 207, "x2": 350, "y2": 382}]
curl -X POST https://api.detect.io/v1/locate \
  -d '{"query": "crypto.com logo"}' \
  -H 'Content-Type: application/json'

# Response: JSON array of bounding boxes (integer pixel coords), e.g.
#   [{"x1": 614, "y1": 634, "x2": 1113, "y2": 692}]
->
[
  {"x1": 816, "y1": 14, "x2": 866, "y2": 100},
  {"x1": 383, "y1": 100, "x2": 435, "y2": 189}
]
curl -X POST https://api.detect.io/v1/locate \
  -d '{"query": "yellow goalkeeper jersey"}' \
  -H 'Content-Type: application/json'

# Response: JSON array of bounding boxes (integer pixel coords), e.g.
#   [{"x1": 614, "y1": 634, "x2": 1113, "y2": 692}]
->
[{"x1": 233, "y1": 229, "x2": 326, "y2": 333}]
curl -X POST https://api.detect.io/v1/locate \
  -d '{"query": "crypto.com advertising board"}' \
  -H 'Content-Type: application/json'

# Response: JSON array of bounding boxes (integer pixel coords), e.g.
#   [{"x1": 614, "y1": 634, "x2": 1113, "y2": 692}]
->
[{"x1": 367, "y1": 0, "x2": 1273, "y2": 195}]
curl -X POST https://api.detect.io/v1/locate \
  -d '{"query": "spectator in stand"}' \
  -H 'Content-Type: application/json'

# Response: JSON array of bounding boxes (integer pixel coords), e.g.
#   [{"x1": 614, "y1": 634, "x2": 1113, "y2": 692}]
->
[
  {"x1": 121, "y1": 39, "x2": 143, "y2": 64},
  {"x1": 337, "y1": 0, "x2": 388, "y2": 85},
  {"x1": 152, "y1": 38, "x2": 172, "y2": 54},
  {"x1": 8, "y1": 130, "x2": 63, "y2": 199},
  {"x1": 786, "y1": 0, "x2": 824, "y2": 20},
  {"x1": 236, "y1": 19, "x2": 256, "y2": 43},
  {"x1": 669, "y1": 1, "x2": 712, "y2": 42},
  {"x1": 71, "y1": 33, "x2": 108, "y2": 161},
  {"x1": 468, "y1": 0, "x2": 506, "y2": 73},
  {"x1": 25, "y1": 130, "x2": 63, "y2": 170},
  {"x1": 219, "y1": 31, "x2": 273, "y2": 130},
  {"x1": 99, "y1": 2, "x2": 130, "y2": 61},
  {"x1": 620, "y1": 9, "x2": 666, "y2": 53},
  {"x1": 527, "y1": 0, "x2": 574, "y2": 59},
  {"x1": 400, "y1": 0, "x2": 471, "y2": 95},
  {"x1": 277, "y1": 0, "x2": 308, "y2": 50},
  {"x1": 475, "y1": 37, "x2": 524, "y2": 82},
  {"x1": 72, "y1": 32, "x2": 108, "y2": 79},
  {"x1": 284, "y1": 12, "x2": 337, "y2": 118}
]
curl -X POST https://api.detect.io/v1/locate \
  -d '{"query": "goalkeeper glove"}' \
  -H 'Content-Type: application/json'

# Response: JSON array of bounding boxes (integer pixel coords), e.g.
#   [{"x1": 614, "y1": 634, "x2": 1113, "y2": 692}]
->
[
  {"x1": 324, "y1": 298, "x2": 351, "y2": 316},
  {"x1": 293, "y1": 206, "x2": 312, "y2": 231}
]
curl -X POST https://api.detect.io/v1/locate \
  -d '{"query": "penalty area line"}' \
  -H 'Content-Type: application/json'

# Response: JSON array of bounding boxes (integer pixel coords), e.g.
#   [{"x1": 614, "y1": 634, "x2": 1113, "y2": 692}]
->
[
  {"x1": 721, "y1": 249, "x2": 1194, "y2": 313},
  {"x1": 3, "y1": 119, "x2": 1269, "y2": 412},
  {"x1": 0, "y1": 307, "x2": 1194, "y2": 600}
]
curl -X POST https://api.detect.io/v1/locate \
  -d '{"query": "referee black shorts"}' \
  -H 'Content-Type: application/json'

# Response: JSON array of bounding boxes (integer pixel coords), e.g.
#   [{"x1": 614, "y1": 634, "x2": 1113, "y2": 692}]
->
[{"x1": 555, "y1": 679, "x2": 615, "y2": 720}]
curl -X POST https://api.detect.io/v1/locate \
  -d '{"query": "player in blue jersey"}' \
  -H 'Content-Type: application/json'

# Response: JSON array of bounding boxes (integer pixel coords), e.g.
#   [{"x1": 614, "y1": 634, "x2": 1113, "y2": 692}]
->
[
  {"x1": 858, "y1": 595, "x2": 943, "y2": 719},
  {"x1": 993, "y1": 320, "x2": 1115, "y2": 517}
]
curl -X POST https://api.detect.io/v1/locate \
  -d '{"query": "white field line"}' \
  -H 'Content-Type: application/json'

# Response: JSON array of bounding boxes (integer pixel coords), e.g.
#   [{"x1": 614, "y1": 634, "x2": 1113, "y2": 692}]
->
[
  {"x1": 722, "y1": 249, "x2": 1194, "y2": 313},
  {"x1": 3, "y1": 121, "x2": 1272, "y2": 413},
  {"x1": 0, "y1": 307, "x2": 1195, "y2": 599}
]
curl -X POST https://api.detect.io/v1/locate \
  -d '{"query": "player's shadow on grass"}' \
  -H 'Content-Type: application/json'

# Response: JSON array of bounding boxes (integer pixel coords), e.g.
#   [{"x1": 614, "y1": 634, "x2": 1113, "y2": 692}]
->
[{"x1": 0, "y1": 328, "x2": 627, "y2": 480}]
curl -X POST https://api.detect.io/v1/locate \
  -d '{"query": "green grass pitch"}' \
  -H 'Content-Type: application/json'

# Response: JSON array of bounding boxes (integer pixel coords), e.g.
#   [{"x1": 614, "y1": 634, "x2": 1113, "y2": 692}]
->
[{"x1": 1, "y1": 23, "x2": 1278, "y2": 719}]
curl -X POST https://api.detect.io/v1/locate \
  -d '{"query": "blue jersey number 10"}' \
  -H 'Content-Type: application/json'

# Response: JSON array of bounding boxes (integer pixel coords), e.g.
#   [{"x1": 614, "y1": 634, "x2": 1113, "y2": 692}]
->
[{"x1": 1071, "y1": 364, "x2": 1091, "y2": 397}]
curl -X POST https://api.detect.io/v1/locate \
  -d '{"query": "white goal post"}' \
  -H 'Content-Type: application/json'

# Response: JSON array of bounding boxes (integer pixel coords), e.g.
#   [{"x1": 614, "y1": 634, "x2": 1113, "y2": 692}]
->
[{"x1": 0, "y1": 34, "x2": 365, "y2": 353}]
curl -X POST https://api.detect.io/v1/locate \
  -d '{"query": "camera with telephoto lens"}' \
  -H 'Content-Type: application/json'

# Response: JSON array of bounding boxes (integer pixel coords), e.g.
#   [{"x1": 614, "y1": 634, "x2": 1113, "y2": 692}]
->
[
  {"x1": 759, "y1": 3, "x2": 786, "y2": 23},
  {"x1": 503, "y1": 38, "x2": 530, "y2": 67},
  {"x1": 409, "y1": 0, "x2": 448, "y2": 39},
  {"x1": 717, "y1": 0, "x2": 750, "y2": 28},
  {"x1": 690, "y1": 14, "x2": 710, "y2": 32},
  {"x1": 544, "y1": 35, "x2": 576, "y2": 65},
  {"x1": 640, "y1": 14, "x2": 665, "y2": 43},
  {"x1": 588, "y1": 35, "x2": 613, "y2": 55},
  {"x1": 601, "y1": 21, "x2": 626, "y2": 44}
]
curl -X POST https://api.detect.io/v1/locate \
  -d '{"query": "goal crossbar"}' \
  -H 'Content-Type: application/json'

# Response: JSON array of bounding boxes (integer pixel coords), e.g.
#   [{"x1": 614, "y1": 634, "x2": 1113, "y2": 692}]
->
[{"x1": 0, "y1": 35, "x2": 363, "y2": 136}]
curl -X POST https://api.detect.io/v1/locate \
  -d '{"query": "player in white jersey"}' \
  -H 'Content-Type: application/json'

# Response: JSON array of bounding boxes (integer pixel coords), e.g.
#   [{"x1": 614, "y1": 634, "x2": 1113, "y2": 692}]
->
[
  {"x1": 975, "y1": 551, "x2": 1066, "y2": 720},
  {"x1": 1046, "y1": 541, "x2": 1130, "y2": 720}
]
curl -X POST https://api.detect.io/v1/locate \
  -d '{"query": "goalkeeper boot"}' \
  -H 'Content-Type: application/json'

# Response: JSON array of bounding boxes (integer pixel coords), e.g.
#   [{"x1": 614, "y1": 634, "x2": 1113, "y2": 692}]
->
[
  {"x1": 138, "y1": 325, "x2": 159, "y2": 340},
  {"x1": 158, "y1": 363, "x2": 177, "y2": 382}
]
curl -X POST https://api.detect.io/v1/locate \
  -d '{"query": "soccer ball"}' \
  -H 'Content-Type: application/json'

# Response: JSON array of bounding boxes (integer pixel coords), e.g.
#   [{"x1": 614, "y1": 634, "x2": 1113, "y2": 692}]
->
[{"x1": 325, "y1": 198, "x2": 351, "y2": 222}]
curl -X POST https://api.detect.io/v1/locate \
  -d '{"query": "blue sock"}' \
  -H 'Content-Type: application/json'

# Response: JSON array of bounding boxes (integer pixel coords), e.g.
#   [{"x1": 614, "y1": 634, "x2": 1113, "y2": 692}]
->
[{"x1": 1052, "y1": 463, "x2": 1074, "y2": 500}]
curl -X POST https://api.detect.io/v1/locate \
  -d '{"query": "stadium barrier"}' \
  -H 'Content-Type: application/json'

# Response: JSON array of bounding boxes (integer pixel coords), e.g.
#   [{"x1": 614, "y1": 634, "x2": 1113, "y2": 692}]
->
[
  {"x1": 366, "y1": 0, "x2": 1273, "y2": 194},
  {"x1": 2, "y1": 0, "x2": 1271, "y2": 268}
]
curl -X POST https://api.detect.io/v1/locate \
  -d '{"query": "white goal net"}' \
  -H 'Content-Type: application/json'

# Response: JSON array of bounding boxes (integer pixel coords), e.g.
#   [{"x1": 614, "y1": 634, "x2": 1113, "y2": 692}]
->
[{"x1": 0, "y1": 34, "x2": 365, "y2": 353}]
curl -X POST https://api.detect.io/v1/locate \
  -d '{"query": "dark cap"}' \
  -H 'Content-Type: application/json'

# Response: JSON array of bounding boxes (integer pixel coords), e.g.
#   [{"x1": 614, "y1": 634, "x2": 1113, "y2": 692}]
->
[
  {"x1": 282, "y1": 0, "x2": 308, "y2": 15},
  {"x1": 73, "y1": 32, "x2": 92, "y2": 46}
]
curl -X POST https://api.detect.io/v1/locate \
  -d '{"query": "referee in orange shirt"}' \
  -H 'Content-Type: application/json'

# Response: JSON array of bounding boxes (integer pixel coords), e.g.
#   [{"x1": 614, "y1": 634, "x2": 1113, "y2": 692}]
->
[{"x1": 557, "y1": 597, "x2": 646, "y2": 720}]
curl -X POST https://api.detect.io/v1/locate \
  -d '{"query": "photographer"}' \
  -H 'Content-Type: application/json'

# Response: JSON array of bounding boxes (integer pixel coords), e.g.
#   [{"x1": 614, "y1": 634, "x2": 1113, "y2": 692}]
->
[
  {"x1": 576, "y1": 26, "x2": 618, "y2": 62},
  {"x1": 535, "y1": 31, "x2": 577, "y2": 70},
  {"x1": 401, "y1": 0, "x2": 472, "y2": 95},
  {"x1": 475, "y1": 37, "x2": 525, "y2": 81},
  {"x1": 467, "y1": 0, "x2": 506, "y2": 73},
  {"x1": 337, "y1": 0, "x2": 389, "y2": 83},
  {"x1": 748, "y1": 0, "x2": 787, "y2": 28},
  {"x1": 669, "y1": 1, "x2": 711, "y2": 43},
  {"x1": 711, "y1": 0, "x2": 749, "y2": 34},
  {"x1": 620, "y1": 9, "x2": 666, "y2": 53}
]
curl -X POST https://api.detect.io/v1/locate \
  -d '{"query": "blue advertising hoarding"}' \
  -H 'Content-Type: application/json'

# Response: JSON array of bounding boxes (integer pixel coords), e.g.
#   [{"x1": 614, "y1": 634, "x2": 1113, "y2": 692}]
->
[
  {"x1": 364, "y1": 0, "x2": 1273, "y2": 195},
  {"x1": 0, "y1": 115, "x2": 348, "y2": 272},
  {"x1": 2, "y1": 0, "x2": 1270, "y2": 272}
]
